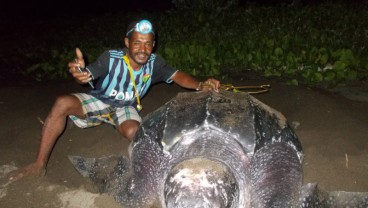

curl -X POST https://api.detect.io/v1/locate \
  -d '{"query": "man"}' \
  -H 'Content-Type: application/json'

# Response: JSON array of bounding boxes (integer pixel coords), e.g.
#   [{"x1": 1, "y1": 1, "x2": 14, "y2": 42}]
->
[{"x1": 9, "y1": 19, "x2": 220, "y2": 181}]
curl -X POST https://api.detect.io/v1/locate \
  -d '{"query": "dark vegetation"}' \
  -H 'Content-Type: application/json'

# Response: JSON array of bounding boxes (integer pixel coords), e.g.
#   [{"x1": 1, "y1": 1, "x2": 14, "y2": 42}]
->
[{"x1": 1, "y1": 0, "x2": 367, "y2": 87}]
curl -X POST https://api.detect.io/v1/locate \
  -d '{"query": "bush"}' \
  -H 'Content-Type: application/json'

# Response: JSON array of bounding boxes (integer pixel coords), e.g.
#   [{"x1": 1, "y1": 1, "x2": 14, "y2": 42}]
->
[{"x1": 6, "y1": 2, "x2": 368, "y2": 86}]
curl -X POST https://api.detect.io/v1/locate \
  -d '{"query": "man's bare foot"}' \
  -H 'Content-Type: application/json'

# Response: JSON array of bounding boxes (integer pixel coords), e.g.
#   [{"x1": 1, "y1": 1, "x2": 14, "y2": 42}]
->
[{"x1": 7, "y1": 163, "x2": 46, "y2": 181}]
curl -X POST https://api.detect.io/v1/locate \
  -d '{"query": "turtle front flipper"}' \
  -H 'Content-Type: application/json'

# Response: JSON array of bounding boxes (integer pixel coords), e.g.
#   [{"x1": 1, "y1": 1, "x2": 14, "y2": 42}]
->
[{"x1": 68, "y1": 155, "x2": 130, "y2": 193}]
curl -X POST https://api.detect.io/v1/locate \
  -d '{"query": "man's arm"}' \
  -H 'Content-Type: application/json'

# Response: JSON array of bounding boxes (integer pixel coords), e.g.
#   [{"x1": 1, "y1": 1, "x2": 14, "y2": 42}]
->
[{"x1": 171, "y1": 71, "x2": 220, "y2": 92}]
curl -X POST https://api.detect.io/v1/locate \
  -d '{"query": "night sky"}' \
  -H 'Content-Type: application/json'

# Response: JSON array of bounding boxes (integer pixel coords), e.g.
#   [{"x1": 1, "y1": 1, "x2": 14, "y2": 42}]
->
[
  {"x1": 2, "y1": 0, "x2": 173, "y2": 21},
  {"x1": 0, "y1": 2, "x2": 163, "y2": 26},
  {"x1": 2, "y1": 0, "x2": 363, "y2": 21},
  {"x1": 1, "y1": 0, "x2": 335, "y2": 21}
]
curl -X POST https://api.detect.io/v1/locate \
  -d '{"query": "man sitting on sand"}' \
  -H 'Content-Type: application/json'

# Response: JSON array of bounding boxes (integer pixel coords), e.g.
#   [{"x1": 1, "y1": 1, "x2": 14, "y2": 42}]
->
[{"x1": 9, "y1": 19, "x2": 220, "y2": 181}]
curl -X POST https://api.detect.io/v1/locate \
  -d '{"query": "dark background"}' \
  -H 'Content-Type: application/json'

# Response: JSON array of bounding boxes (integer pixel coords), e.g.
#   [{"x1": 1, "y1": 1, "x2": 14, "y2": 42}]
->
[
  {"x1": 1, "y1": 0, "x2": 172, "y2": 19},
  {"x1": 2, "y1": 0, "x2": 364, "y2": 21}
]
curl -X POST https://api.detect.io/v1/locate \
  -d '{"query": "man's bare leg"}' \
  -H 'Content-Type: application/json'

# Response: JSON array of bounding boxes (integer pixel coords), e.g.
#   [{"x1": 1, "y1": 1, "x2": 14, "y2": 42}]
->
[
  {"x1": 8, "y1": 94, "x2": 85, "y2": 181},
  {"x1": 117, "y1": 120, "x2": 140, "y2": 158},
  {"x1": 117, "y1": 120, "x2": 140, "y2": 142}
]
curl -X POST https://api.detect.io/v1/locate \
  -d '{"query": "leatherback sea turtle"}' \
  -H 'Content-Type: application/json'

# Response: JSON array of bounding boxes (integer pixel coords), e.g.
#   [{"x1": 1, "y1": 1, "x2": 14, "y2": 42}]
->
[{"x1": 69, "y1": 91, "x2": 368, "y2": 207}]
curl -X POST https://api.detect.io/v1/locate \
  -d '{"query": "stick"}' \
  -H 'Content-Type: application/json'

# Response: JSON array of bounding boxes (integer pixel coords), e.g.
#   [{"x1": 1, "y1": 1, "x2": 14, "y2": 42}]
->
[
  {"x1": 345, "y1": 153, "x2": 348, "y2": 169},
  {"x1": 37, "y1": 117, "x2": 44, "y2": 125}
]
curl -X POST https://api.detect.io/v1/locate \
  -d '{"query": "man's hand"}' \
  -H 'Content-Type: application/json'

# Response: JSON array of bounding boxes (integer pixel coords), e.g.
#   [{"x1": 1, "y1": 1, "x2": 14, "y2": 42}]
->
[
  {"x1": 67, "y1": 48, "x2": 92, "y2": 85},
  {"x1": 171, "y1": 71, "x2": 220, "y2": 92},
  {"x1": 197, "y1": 78, "x2": 220, "y2": 92}
]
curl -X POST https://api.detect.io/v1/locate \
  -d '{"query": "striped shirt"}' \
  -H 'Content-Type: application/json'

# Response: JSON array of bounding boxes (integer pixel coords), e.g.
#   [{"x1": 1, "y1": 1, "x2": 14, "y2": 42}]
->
[{"x1": 86, "y1": 48, "x2": 177, "y2": 107}]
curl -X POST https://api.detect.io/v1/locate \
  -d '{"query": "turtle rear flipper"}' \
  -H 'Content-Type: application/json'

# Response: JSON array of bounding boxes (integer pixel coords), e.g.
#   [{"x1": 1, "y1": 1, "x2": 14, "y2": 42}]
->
[
  {"x1": 68, "y1": 155, "x2": 130, "y2": 193},
  {"x1": 300, "y1": 183, "x2": 368, "y2": 207}
]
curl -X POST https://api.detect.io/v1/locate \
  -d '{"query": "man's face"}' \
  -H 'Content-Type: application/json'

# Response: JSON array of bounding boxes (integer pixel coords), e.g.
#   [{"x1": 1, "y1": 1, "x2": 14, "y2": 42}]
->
[{"x1": 125, "y1": 31, "x2": 155, "y2": 69}]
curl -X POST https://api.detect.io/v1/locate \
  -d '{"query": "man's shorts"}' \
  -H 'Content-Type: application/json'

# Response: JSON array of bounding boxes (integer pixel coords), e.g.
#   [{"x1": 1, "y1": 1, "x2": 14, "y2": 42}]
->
[{"x1": 69, "y1": 93, "x2": 142, "y2": 128}]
